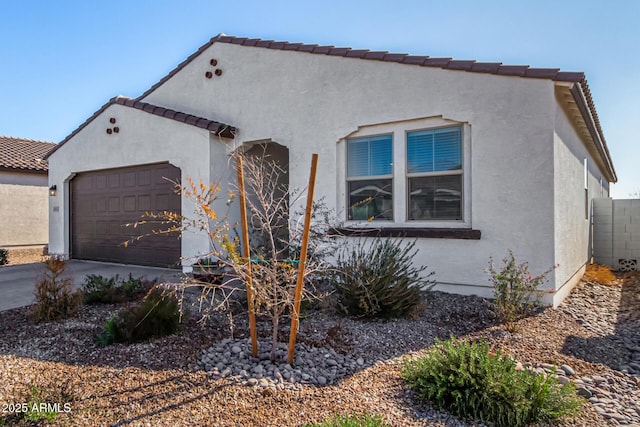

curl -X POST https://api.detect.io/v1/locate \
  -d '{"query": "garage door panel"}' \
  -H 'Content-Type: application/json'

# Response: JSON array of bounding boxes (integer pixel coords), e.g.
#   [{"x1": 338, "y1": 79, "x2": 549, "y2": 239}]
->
[
  {"x1": 71, "y1": 163, "x2": 181, "y2": 268},
  {"x1": 108, "y1": 197, "x2": 120, "y2": 212},
  {"x1": 123, "y1": 196, "x2": 136, "y2": 212},
  {"x1": 123, "y1": 172, "x2": 136, "y2": 187}
]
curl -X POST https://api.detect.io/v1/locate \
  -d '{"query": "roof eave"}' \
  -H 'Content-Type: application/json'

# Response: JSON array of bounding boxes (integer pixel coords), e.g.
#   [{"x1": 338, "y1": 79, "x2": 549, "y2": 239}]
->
[
  {"x1": 44, "y1": 96, "x2": 236, "y2": 160},
  {"x1": 0, "y1": 165, "x2": 48, "y2": 174},
  {"x1": 567, "y1": 82, "x2": 617, "y2": 183}
]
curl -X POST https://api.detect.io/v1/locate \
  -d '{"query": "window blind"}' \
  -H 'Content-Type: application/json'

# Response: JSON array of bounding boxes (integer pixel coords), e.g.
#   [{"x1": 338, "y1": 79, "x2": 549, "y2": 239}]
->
[
  {"x1": 407, "y1": 127, "x2": 461, "y2": 173},
  {"x1": 347, "y1": 135, "x2": 392, "y2": 177}
]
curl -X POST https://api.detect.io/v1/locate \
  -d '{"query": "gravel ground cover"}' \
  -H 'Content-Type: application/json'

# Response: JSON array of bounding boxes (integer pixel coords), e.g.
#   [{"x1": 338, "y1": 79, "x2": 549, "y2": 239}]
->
[{"x1": 0, "y1": 268, "x2": 638, "y2": 426}]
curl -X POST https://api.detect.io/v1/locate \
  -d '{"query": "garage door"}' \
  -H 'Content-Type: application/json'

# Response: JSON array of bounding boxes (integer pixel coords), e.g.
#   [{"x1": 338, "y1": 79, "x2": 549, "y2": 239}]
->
[{"x1": 71, "y1": 163, "x2": 181, "y2": 267}]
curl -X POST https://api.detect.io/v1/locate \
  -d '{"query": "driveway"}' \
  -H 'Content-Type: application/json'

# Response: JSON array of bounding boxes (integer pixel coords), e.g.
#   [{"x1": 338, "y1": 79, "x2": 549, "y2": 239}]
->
[{"x1": 0, "y1": 260, "x2": 184, "y2": 311}]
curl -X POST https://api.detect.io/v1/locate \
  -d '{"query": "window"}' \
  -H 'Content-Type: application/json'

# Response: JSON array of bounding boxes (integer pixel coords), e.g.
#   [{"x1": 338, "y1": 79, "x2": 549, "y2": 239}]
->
[
  {"x1": 340, "y1": 118, "x2": 469, "y2": 229},
  {"x1": 406, "y1": 127, "x2": 462, "y2": 220},
  {"x1": 584, "y1": 158, "x2": 589, "y2": 220},
  {"x1": 346, "y1": 134, "x2": 393, "y2": 220}
]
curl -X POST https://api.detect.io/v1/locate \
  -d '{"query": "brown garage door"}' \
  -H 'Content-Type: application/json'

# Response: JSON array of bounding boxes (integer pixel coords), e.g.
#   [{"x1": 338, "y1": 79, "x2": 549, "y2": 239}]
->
[{"x1": 71, "y1": 163, "x2": 181, "y2": 267}]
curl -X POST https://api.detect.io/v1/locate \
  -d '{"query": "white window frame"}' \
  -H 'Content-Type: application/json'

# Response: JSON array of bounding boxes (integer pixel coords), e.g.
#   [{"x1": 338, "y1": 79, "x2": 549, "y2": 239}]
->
[
  {"x1": 337, "y1": 116, "x2": 471, "y2": 228},
  {"x1": 345, "y1": 133, "x2": 394, "y2": 221},
  {"x1": 406, "y1": 125, "x2": 464, "y2": 222}
]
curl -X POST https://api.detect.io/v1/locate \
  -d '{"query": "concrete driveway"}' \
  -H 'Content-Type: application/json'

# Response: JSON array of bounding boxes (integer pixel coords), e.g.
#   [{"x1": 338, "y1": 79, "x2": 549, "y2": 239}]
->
[{"x1": 0, "y1": 260, "x2": 184, "y2": 311}]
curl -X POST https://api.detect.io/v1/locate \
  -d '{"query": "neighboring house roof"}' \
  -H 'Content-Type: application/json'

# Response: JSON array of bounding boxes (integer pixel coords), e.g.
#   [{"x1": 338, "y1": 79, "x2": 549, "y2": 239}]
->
[
  {"x1": 45, "y1": 96, "x2": 236, "y2": 159},
  {"x1": 0, "y1": 136, "x2": 56, "y2": 174},
  {"x1": 138, "y1": 34, "x2": 616, "y2": 182}
]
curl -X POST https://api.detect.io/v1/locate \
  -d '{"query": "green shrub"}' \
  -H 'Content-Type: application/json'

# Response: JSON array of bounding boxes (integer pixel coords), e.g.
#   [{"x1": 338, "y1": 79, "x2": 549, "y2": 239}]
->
[
  {"x1": 83, "y1": 274, "x2": 150, "y2": 304},
  {"x1": 94, "y1": 316, "x2": 118, "y2": 347},
  {"x1": 0, "y1": 248, "x2": 8, "y2": 265},
  {"x1": 30, "y1": 256, "x2": 83, "y2": 322},
  {"x1": 305, "y1": 412, "x2": 390, "y2": 427},
  {"x1": 83, "y1": 274, "x2": 118, "y2": 303},
  {"x1": 488, "y1": 250, "x2": 555, "y2": 331},
  {"x1": 96, "y1": 288, "x2": 182, "y2": 344},
  {"x1": 333, "y1": 237, "x2": 434, "y2": 318},
  {"x1": 402, "y1": 337, "x2": 581, "y2": 427},
  {"x1": 23, "y1": 385, "x2": 58, "y2": 423}
]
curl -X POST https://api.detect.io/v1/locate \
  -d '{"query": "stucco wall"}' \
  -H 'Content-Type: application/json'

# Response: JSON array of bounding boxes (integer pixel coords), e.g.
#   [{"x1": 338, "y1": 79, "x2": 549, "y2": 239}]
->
[
  {"x1": 141, "y1": 42, "x2": 558, "y2": 298},
  {"x1": 552, "y1": 96, "x2": 610, "y2": 305},
  {"x1": 0, "y1": 171, "x2": 49, "y2": 247},
  {"x1": 47, "y1": 104, "x2": 229, "y2": 265},
  {"x1": 49, "y1": 40, "x2": 611, "y2": 302}
]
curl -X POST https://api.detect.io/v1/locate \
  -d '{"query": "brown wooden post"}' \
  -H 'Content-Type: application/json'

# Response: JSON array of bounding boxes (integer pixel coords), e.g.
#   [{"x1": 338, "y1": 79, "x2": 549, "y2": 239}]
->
[
  {"x1": 287, "y1": 153, "x2": 319, "y2": 365},
  {"x1": 236, "y1": 155, "x2": 258, "y2": 357}
]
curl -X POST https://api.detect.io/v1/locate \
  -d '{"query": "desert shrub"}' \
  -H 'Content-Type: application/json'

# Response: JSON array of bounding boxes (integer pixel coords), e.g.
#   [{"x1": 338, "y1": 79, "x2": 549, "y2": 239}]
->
[
  {"x1": 305, "y1": 412, "x2": 390, "y2": 427},
  {"x1": 333, "y1": 237, "x2": 434, "y2": 318},
  {"x1": 0, "y1": 248, "x2": 8, "y2": 265},
  {"x1": 30, "y1": 256, "x2": 83, "y2": 322},
  {"x1": 83, "y1": 274, "x2": 151, "y2": 304},
  {"x1": 96, "y1": 288, "x2": 181, "y2": 344},
  {"x1": 488, "y1": 250, "x2": 555, "y2": 331},
  {"x1": 1, "y1": 382, "x2": 74, "y2": 425},
  {"x1": 402, "y1": 337, "x2": 581, "y2": 427},
  {"x1": 22, "y1": 384, "x2": 59, "y2": 422},
  {"x1": 83, "y1": 274, "x2": 118, "y2": 303}
]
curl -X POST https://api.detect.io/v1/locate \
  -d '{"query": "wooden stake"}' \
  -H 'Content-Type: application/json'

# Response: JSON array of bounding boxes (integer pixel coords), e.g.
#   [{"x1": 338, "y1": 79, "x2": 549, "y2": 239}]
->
[
  {"x1": 236, "y1": 156, "x2": 258, "y2": 357},
  {"x1": 287, "y1": 153, "x2": 319, "y2": 365}
]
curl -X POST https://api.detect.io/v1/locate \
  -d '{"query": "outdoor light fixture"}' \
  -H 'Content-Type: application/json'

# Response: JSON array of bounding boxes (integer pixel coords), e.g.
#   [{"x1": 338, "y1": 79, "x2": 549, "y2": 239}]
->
[{"x1": 49, "y1": 185, "x2": 57, "y2": 196}]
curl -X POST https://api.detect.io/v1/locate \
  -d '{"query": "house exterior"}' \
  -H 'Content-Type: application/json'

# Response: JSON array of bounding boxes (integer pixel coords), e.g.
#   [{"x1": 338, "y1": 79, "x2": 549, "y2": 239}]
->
[
  {"x1": 0, "y1": 136, "x2": 56, "y2": 251},
  {"x1": 45, "y1": 34, "x2": 616, "y2": 306}
]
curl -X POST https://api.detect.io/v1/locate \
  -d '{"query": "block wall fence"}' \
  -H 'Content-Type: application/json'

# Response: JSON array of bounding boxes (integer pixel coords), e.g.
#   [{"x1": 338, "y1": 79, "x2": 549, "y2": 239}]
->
[{"x1": 593, "y1": 198, "x2": 640, "y2": 271}]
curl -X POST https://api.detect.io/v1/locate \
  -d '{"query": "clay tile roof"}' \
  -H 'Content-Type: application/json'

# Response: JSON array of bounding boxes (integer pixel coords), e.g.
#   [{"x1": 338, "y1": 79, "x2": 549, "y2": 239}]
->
[
  {"x1": 497, "y1": 65, "x2": 529, "y2": 76},
  {"x1": 113, "y1": 97, "x2": 236, "y2": 137},
  {"x1": 230, "y1": 37, "x2": 248, "y2": 45},
  {"x1": 402, "y1": 55, "x2": 429, "y2": 65},
  {"x1": 270, "y1": 41, "x2": 287, "y2": 49},
  {"x1": 345, "y1": 49, "x2": 370, "y2": 58},
  {"x1": 0, "y1": 136, "x2": 56, "y2": 173},
  {"x1": 364, "y1": 51, "x2": 388, "y2": 60},
  {"x1": 328, "y1": 47, "x2": 351, "y2": 56},
  {"x1": 45, "y1": 96, "x2": 236, "y2": 159},
  {"x1": 283, "y1": 43, "x2": 303, "y2": 51},
  {"x1": 447, "y1": 60, "x2": 476, "y2": 71},
  {"x1": 243, "y1": 38, "x2": 260, "y2": 47},
  {"x1": 297, "y1": 44, "x2": 318, "y2": 52},
  {"x1": 383, "y1": 53, "x2": 407, "y2": 62},
  {"x1": 471, "y1": 62, "x2": 502, "y2": 73},
  {"x1": 423, "y1": 57, "x2": 451, "y2": 66},
  {"x1": 312, "y1": 45, "x2": 333, "y2": 54},
  {"x1": 524, "y1": 68, "x2": 561, "y2": 79}
]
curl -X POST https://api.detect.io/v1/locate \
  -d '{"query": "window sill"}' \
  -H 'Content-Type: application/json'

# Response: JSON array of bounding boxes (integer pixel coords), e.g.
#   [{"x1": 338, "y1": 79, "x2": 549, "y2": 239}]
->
[{"x1": 333, "y1": 226, "x2": 481, "y2": 240}]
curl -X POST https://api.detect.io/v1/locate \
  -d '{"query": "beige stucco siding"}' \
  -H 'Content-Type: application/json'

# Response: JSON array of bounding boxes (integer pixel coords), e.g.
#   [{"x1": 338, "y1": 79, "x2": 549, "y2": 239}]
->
[
  {"x1": 47, "y1": 103, "x2": 230, "y2": 264},
  {"x1": 0, "y1": 172, "x2": 49, "y2": 247},
  {"x1": 141, "y1": 42, "x2": 557, "y2": 297}
]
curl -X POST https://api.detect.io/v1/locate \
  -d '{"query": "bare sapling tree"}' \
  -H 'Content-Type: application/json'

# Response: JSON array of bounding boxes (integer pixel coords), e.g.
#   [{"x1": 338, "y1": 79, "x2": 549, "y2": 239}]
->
[
  {"x1": 128, "y1": 146, "x2": 340, "y2": 362},
  {"x1": 231, "y1": 147, "x2": 337, "y2": 360},
  {"x1": 128, "y1": 177, "x2": 245, "y2": 332}
]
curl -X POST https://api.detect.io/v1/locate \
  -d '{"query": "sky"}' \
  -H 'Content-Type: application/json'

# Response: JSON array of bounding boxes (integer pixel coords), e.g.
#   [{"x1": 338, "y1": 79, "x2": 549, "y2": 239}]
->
[{"x1": 1, "y1": 0, "x2": 638, "y2": 198}]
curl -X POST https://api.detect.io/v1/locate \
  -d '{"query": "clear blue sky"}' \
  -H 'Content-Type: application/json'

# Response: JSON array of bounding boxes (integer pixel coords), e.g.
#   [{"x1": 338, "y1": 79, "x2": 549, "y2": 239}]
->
[{"x1": 1, "y1": 0, "x2": 638, "y2": 198}]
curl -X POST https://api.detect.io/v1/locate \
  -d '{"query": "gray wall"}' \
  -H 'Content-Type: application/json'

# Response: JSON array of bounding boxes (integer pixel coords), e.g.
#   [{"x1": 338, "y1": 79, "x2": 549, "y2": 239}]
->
[{"x1": 593, "y1": 198, "x2": 640, "y2": 271}]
